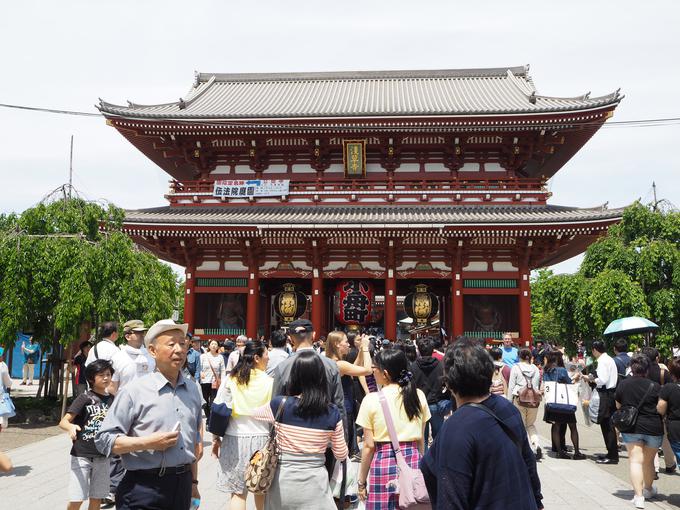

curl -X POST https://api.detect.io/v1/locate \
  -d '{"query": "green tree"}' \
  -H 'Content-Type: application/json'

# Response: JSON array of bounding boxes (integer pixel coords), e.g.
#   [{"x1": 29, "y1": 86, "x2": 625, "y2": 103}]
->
[
  {"x1": 0, "y1": 198, "x2": 179, "y2": 350},
  {"x1": 532, "y1": 202, "x2": 680, "y2": 355}
]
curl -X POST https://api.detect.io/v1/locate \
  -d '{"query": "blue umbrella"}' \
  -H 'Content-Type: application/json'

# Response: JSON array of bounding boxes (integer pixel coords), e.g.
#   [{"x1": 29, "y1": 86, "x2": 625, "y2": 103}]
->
[{"x1": 603, "y1": 316, "x2": 659, "y2": 337}]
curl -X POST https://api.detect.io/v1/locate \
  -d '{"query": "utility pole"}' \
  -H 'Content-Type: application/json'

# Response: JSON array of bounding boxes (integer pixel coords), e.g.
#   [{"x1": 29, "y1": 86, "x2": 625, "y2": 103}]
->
[{"x1": 68, "y1": 135, "x2": 74, "y2": 199}]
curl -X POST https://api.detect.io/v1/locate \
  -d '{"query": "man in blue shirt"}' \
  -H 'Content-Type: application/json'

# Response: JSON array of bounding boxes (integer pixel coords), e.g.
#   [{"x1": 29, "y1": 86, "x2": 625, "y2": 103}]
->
[
  {"x1": 501, "y1": 333, "x2": 519, "y2": 368},
  {"x1": 421, "y1": 339, "x2": 543, "y2": 510},
  {"x1": 185, "y1": 334, "x2": 202, "y2": 382},
  {"x1": 21, "y1": 337, "x2": 40, "y2": 385}
]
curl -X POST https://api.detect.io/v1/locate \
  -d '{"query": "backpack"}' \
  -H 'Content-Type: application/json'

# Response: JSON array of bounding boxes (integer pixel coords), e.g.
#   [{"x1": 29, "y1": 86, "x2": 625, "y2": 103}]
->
[
  {"x1": 517, "y1": 370, "x2": 542, "y2": 408},
  {"x1": 490, "y1": 368, "x2": 505, "y2": 396}
]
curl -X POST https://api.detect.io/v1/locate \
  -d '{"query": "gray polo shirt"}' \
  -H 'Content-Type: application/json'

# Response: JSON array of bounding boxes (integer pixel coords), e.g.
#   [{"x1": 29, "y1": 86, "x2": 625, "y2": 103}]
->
[
  {"x1": 271, "y1": 346, "x2": 347, "y2": 428},
  {"x1": 95, "y1": 371, "x2": 202, "y2": 470}
]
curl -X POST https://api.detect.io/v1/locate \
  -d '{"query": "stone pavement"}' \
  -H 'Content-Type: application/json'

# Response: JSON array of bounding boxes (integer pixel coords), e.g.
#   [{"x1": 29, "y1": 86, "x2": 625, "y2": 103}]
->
[{"x1": 1, "y1": 430, "x2": 677, "y2": 510}]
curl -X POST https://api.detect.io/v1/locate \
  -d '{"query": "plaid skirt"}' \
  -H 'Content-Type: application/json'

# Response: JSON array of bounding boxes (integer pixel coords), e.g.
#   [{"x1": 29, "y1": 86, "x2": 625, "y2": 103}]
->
[{"x1": 367, "y1": 441, "x2": 421, "y2": 510}]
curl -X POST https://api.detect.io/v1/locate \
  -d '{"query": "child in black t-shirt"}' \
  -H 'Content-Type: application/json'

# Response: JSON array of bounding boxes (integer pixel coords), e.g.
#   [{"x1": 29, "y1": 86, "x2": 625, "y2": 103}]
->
[{"x1": 59, "y1": 359, "x2": 115, "y2": 510}]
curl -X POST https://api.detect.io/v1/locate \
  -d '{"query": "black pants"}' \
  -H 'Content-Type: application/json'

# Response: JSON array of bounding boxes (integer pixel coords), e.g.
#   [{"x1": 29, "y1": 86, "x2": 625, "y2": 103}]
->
[
  {"x1": 200, "y1": 383, "x2": 217, "y2": 419},
  {"x1": 116, "y1": 470, "x2": 191, "y2": 510},
  {"x1": 109, "y1": 454, "x2": 125, "y2": 494},
  {"x1": 597, "y1": 389, "x2": 619, "y2": 461}
]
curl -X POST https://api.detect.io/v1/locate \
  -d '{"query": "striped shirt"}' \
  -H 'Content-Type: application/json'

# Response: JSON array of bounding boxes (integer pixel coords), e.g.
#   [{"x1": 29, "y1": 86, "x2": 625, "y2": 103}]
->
[{"x1": 253, "y1": 396, "x2": 348, "y2": 460}]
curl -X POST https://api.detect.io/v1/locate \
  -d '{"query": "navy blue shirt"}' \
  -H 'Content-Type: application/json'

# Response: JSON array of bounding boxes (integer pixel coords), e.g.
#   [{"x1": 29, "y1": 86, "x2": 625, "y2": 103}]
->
[{"x1": 421, "y1": 394, "x2": 543, "y2": 510}]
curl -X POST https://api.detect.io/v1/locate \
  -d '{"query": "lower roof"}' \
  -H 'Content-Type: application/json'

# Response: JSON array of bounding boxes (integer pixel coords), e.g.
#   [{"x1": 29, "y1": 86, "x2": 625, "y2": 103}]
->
[{"x1": 123, "y1": 204, "x2": 624, "y2": 228}]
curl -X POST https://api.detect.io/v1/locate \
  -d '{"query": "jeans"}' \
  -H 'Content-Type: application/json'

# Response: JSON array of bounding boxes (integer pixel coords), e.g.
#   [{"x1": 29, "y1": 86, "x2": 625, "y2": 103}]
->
[
  {"x1": 425, "y1": 400, "x2": 452, "y2": 448},
  {"x1": 670, "y1": 441, "x2": 680, "y2": 466}
]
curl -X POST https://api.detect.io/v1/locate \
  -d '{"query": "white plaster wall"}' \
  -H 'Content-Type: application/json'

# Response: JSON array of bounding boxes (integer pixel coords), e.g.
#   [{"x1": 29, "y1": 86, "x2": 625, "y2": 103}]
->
[
  {"x1": 224, "y1": 261, "x2": 248, "y2": 271},
  {"x1": 197, "y1": 261, "x2": 220, "y2": 271},
  {"x1": 463, "y1": 261, "x2": 488, "y2": 271},
  {"x1": 492, "y1": 262, "x2": 518, "y2": 271}
]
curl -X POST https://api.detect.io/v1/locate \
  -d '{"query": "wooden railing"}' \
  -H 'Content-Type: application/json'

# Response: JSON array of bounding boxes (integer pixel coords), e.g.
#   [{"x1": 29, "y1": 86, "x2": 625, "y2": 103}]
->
[{"x1": 166, "y1": 177, "x2": 548, "y2": 205}]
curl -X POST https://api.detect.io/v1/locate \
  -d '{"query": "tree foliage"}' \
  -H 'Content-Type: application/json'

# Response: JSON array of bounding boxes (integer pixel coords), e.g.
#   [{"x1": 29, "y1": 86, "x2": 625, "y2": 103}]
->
[
  {"x1": 0, "y1": 198, "x2": 180, "y2": 348},
  {"x1": 532, "y1": 202, "x2": 680, "y2": 355}
]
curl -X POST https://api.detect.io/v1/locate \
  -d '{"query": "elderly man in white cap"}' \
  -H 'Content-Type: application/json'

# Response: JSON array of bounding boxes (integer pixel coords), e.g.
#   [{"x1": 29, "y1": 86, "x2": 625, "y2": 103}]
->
[{"x1": 96, "y1": 319, "x2": 203, "y2": 510}]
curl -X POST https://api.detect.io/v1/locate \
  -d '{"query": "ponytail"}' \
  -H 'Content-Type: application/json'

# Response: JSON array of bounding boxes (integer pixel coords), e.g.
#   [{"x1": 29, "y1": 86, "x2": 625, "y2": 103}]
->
[
  {"x1": 374, "y1": 349, "x2": 422, "y2": 421},
  {"x1": 231, "y1": 340, "x2": 266, "y2": 386}
]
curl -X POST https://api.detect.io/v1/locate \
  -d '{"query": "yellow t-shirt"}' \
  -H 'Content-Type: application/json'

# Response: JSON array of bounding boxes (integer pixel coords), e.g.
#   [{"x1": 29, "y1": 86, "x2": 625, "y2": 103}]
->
[{"x1": 355, "y1": 384, "x2": 431, "y2": 442}]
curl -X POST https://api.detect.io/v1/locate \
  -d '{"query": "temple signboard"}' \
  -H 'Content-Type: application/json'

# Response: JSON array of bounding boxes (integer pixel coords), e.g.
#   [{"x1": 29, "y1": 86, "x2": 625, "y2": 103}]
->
[
  {"x1": 343, "y1": 139, "x2": 366, "y2": 178},
  {"x1": 213, "y1": 179, "x2": 289, "y2": 198}
]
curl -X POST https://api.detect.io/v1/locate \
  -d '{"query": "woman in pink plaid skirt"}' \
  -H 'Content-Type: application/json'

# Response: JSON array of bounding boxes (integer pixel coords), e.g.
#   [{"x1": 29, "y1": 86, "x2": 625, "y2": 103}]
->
[{"x1": 356, "y1": 349, "x2": 431, "y2": 509}]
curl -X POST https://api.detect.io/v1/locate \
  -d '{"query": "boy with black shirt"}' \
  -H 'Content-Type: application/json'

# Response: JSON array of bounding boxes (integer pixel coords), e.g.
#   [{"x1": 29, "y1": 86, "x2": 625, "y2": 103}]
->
[{"x1": 59, "y1": 359, "x2": 115, "y2": 510}]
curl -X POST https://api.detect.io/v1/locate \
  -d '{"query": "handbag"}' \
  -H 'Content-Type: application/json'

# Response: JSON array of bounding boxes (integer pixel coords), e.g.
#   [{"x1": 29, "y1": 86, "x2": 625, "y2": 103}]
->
[
  {"x1": 0, "y1": 390, "x2": 16, "y2": 419},
  {"x1": 611, "y1": 382, "x2": 654, "y2": 432},
  {"x1": 517, "y1": 371, "x2": 542, "y2": 408},
  {"x1": 544, "y1": 381, "x2": 578, "y2": 415},
  {"x1": 207, "y1": 357, "x2": 221, "y2": 390},
  {"x1": 377, "y1": 391, "x2": 431, "y2": 510},
  {"x1": 208, "y1": 383, "x2": 233, "y2": 437},
  {"x1": 244, "y1": 397, "x2": 287, "y2": 494}
]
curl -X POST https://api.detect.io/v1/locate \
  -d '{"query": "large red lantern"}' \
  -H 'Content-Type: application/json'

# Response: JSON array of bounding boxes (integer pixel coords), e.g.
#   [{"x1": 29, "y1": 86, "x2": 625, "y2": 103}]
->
[{"x1": 334, "y1": 280, "x2": 374, "y2": 327}]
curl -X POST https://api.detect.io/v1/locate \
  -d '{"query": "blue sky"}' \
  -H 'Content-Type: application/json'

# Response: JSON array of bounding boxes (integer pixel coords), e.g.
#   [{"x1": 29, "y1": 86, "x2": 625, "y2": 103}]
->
[{"x1": 1, "y1": 0, "x2": 678, "y2": 275}]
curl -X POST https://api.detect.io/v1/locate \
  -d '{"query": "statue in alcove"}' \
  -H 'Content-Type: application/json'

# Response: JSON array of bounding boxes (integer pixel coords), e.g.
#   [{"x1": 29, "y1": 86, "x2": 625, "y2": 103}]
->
[
  {"x1": 470, "y1": 296, "x2": 503, "y2": 332},
  {"x1": 218, "y1": 294, "x2": 246, "y2": 329}
]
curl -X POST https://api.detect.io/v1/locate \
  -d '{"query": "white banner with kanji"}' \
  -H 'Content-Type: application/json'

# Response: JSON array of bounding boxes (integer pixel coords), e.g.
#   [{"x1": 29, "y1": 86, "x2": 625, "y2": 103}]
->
[{"x1": 213, "y1": 179, "x2": 290, "y2": 198}]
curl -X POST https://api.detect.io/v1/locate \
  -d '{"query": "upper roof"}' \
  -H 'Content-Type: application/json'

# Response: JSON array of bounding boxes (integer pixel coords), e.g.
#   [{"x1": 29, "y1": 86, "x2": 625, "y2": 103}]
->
[
  {"x1": 123, "y1": 204, "x2": 625, "y2": 228},
  {"x1": 98, "y1": 66, "x2": 621, "y2": 120}
]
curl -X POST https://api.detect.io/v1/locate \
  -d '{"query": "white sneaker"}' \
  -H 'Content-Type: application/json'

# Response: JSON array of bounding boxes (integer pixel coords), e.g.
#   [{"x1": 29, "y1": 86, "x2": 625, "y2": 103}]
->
[
  {"x1": 643, "y1": 486, "x2": 657, "y2": 499},
  {"x1": 632, "y1": 495, "x2": 645, "y2": 509}
]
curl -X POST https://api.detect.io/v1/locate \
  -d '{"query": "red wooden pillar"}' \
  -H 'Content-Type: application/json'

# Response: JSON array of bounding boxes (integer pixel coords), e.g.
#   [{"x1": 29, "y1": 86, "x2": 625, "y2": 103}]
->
[
  {"x1": 311, "y1": 268, "x2": 324, "y2": 335},
  {"x1": 246, "y1": 266, "x2": 259, "y2": 339},
  {"x1": 519, "y1": 266, "x2": 532, "y2": 347},
  {"x1": 184, "y1": 266, "x2": 196, "y2": 332},
  {"x1": 451, "y1": 255, "x2": 464, "y2": 338},
  {"x1": 384, "y1": 268, "x2": 397, "y2": 340}
]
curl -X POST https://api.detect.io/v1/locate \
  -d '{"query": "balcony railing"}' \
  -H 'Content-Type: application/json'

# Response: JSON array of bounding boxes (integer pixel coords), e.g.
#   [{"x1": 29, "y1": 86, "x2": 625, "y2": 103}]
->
[{"x1": 166, "y1": 177, "x2": 548, "y2": 206}]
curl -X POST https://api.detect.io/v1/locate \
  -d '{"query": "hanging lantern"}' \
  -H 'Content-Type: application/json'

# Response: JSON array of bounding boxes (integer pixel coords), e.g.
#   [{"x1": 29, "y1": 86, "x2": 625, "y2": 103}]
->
[
  {"x1": 334, "y1": 280, "x2": 374, "y2": 327},
  {"x1": 274, "y1": 283, "x2": 307, "y2": 325},
  {"x1": 404, "y1": 284, "x2": 439, "y2": 326}
]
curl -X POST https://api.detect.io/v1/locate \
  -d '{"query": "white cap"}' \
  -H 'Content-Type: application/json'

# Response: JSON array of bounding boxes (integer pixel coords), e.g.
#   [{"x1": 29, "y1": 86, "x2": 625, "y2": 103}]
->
[{"x1": 144, "y1": 319, "x2": 189, "y2": 347}]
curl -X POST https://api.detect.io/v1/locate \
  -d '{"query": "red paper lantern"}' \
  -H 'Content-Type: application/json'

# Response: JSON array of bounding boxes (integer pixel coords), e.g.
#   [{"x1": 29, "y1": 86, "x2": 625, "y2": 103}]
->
[{"x1": 334, "y1": 280, "x2": 374, "y2": 326}]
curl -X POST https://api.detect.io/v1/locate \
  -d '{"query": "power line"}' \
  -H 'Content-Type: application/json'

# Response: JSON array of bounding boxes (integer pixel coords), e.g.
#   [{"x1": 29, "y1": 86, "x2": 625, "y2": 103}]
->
[{"x1": 1, "y1": 101, "x2": 680, "y2": 130}]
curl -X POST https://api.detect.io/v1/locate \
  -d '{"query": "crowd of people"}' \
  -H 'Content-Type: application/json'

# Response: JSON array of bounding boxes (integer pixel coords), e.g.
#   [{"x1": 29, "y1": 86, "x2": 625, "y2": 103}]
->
[{"x1": 0, "y1": 320, "x2": 679, "y2": 510}]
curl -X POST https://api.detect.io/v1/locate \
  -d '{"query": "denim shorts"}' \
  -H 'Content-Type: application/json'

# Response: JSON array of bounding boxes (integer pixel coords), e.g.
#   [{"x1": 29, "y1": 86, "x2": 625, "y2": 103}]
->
[{"x1": 621, "y1": 433, "x2": 663, "y2": 449}]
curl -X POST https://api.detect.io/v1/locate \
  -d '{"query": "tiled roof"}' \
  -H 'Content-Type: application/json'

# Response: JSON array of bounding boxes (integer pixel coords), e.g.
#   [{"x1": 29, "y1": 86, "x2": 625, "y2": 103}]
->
[
  {"x1": 123, "y1": 204, "x2": 624, "y2": 228},
  {"x1": 99, "y1": 67, "x2": 621, "y2": 120}
]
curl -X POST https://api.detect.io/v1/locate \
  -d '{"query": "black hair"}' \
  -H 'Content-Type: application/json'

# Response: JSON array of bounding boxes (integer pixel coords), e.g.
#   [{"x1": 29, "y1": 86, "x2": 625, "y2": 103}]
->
[
  {"x1": 346, "y1": 331, "x2": 357, "y2": 345},
  {"x1": 374, "y1": 349, "x2": 422, "y2": 421},
  {"x1": 79, "y1": 340, "x2": 92, "y2": 351},
  {"x1": 544, "y1": 350, "x2": 561, "y2": 371},
  {"x1": 402, "y1": 342, "x2": 417, "y2": 364},
  {"x1": 613, "y1": 338, "x2": 628, "y2": 353},
  {"x1": 444, "y1": 340, "x2": 494, "y2": 398},
  {"x1": 630, "y1": 353, "x2": 650, "y2": 376},
  {"x1": 518, "y1": 348, "x2": 532, "y2": 361},
  {"x1": 416, "y1": 337, "x2": 434, "y2": 357},
  {"x1": 287, "y1": 350, "x2": 330, "y2": 419},
  {"x1": 591, "y1": 340, "x2": 607, "y2": 354},
  {"x1": 641, "y1": 346, "x2": 659, "y2": 363},
  {"x1": 431, "y1": 336, "x2": 443, "y2": 350},
  {"x1": 668, "y1": 358, "x2": 680, "y2": 381},
  {"x1": 270, "y1": 329, "x2": 287, "y2": 349},
  {"x1": 99, "y1": 321, "x2": 118, "y2": 339},
  {"x1": 85, "y1": 359, "x2": 114, "y2": 386},
  {"x1": 489, "y1": 347, "x2": 502, "y2": 362},
  {"x1": 231, "y1": 340, "x2": 267, "y2": 386}
]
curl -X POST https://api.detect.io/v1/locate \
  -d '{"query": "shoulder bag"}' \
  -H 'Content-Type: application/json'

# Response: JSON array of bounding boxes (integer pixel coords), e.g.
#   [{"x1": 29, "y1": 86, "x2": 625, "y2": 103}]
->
[
  {"x1": 207, "y1": 357, "x2": 221, "y2": 390},
  {"x1": 0, "y1": 389, "x2": 15, "y2": 419},
  {"x1": 611, "y1": 382, "x2": 654, "y2": 432},
  {"x1": 517, "y1": 370, "x2": 542, "y2": 408},
  {"x1": 377, "y1": 391, "x2": 431, "y2": 510},
  {"x1": 244, "y1": 397, "x2": 287, "y2": 494},
  {"x1": 208, "y1": 382, "x2": 232, "y2": 437}
]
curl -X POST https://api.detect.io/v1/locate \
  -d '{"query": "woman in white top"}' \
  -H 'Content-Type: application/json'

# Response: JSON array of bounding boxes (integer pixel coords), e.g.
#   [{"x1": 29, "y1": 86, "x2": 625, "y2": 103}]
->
[
  {"x1": 200, "y1": 340, "x2": 226, "y2": 420},
  {"x1": 508, "y1": 348, "x2": 542, "y2": 459},
  {"x1": 0, "y1": 348, "x2": 14, "y2": 472},
  {"x1": 212, "y1": 340, "x2": 272, "y2": 510}
]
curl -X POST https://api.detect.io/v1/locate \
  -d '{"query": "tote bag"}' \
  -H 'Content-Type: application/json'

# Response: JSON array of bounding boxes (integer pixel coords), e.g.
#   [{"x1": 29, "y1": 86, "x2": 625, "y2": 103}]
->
[
  {"x1": 544, "y1": 381, "x2": 578, "y2": 414},
  {"x1": 0, "y1": 391, "x2": 16, "y2": 419}
]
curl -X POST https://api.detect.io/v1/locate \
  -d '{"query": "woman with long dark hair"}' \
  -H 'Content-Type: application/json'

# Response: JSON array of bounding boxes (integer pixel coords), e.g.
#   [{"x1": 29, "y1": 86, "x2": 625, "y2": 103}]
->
[
  {"x1": 213, "y1": 340, "x2": 272, "y2": 510},
  {"x1": 253, "y1": 350, "x2": 347, "y2": 510},
  {"x1": 543, "y1": 350, "x2": 585, "y2": 459},
  {"x1": 355, "y1": 348, "x2": 430, "y2": 509}
]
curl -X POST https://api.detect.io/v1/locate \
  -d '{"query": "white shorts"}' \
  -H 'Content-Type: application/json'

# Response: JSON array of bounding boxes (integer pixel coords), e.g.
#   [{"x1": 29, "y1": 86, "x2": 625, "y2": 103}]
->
[{"x1": 69, "y1": 456, "x2": 110, "y2": 501}]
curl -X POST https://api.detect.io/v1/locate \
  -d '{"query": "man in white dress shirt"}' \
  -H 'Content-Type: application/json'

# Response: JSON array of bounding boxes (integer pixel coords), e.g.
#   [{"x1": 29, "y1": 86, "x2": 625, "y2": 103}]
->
[
  {"x1": 85, "y1": 322, "x2": 120, "y2": 367},
  {"x1": 588, "y1": 340, "x2": 619, "y2": 464}
]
